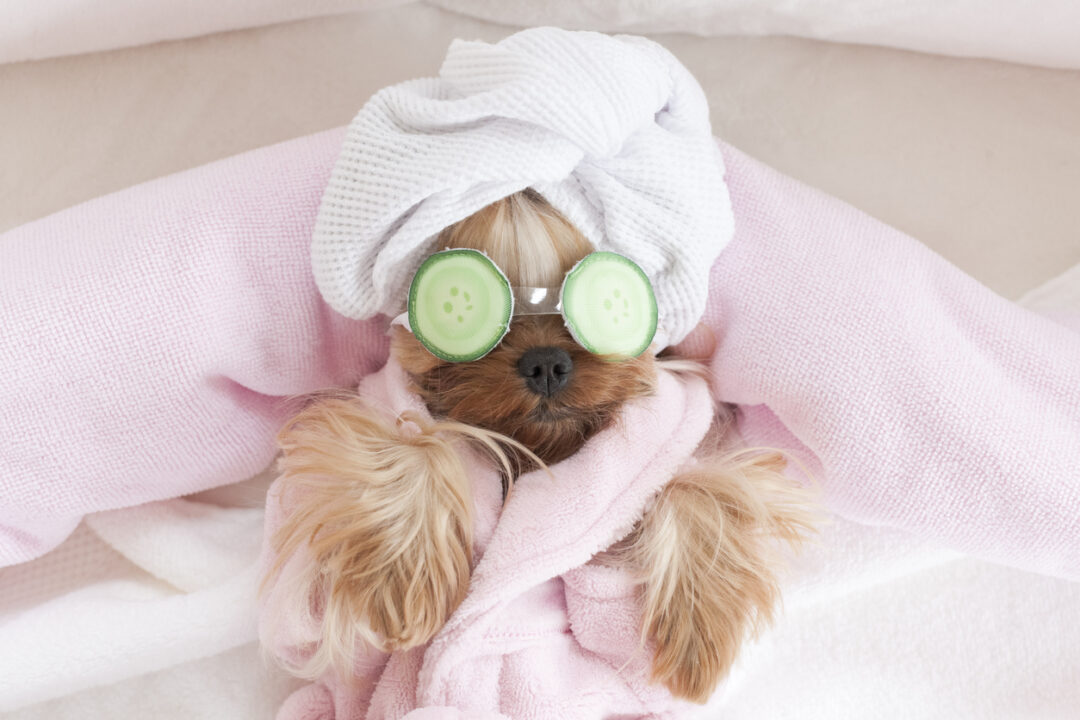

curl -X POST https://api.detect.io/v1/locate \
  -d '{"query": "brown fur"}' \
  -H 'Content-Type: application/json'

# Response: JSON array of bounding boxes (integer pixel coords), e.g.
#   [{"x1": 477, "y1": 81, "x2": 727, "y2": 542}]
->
[
  {"x1": 623, "y1": 449, "x2": 816, "y2": 701},
  {"x1": 393, "y1": 190, "x2": 657, "y2": 466},
  {"x1": 265, "y1": 190, "x2": 817, "y2": 699},
  {"x1": 267, "y1": 397, "x2": 536, "y2": 679},
  {"x1": 393, "y1": 315, "x2": 655, "y2": 466}
]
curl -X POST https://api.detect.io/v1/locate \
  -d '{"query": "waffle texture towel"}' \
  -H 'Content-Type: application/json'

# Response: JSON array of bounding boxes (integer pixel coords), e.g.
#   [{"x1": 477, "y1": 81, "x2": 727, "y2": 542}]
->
[{"x1": 310, "y1": 27, "x2": 731, "y2": 351}]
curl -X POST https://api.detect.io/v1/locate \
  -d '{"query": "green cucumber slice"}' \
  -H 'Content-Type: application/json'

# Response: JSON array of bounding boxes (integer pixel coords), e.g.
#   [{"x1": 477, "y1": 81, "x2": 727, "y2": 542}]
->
[
  {"x1": 560, "y1": 251, "x2": 657, "y2": 358},
  {"x1": 407, "y1": 249, "x2": 514, "y2": 362}
]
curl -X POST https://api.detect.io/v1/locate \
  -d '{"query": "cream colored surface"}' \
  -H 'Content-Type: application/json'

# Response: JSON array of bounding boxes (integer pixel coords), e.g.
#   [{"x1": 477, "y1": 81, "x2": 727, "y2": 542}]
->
[
  {"x1": 0, "y1": 0, "x2": 410, "y2": 64},
  {"x1": 7, "y1": 0, "x2": 1080, "y2": 68},
  {"x1": 432, "y1": 0, "x2": 1080, "y2": 69},
  {"x1": 2, "y1": 4, "x2": 1078, "y2": 300}
]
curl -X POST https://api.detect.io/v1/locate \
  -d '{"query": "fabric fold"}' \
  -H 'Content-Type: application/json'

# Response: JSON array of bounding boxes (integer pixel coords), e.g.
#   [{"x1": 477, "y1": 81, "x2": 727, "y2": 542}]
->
[
  {"x1": 710, "y1": 144, "x2": 1080, "y2": 580},
  {"x1": 311, "y1": 27, "x2": 732, "y2": 351},
  {"x1": 3, "y1": 123, "x2": 1079, "y2": 716},
  {"x1": 0, "y1": 128, "x2": 384, "y2": 568},
  {"x1": 260, "y1": 360, "x2": 713, "y2": 718}
]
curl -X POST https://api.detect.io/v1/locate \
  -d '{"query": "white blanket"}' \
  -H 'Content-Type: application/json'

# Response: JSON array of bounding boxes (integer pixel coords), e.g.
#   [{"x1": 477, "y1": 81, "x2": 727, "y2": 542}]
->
[
  {"x1": 3, "y1": 265, "x2": 1078, "y2": 719},
  {"x1": 5, "y1": 0, "x2": 1080, "y2": 68}
]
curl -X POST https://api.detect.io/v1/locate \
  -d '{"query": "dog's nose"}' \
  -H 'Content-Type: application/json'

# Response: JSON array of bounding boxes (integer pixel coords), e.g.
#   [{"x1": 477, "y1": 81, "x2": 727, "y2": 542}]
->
[{"x1": 517, "y1": 347, "x2": 573, "y2": 397}]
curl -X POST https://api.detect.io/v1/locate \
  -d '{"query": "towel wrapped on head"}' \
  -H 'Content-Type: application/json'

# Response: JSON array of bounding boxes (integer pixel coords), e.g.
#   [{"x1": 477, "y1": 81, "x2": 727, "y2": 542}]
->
[{"x1": 312, "y1": 27, "x2": 733, "y2": 350}]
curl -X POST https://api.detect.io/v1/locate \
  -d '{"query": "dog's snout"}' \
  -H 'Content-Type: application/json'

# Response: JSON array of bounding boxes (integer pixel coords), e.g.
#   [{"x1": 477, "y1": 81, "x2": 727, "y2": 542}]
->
[{"x1": 517, "y1": 347, "x2": 573, "y2": 397}]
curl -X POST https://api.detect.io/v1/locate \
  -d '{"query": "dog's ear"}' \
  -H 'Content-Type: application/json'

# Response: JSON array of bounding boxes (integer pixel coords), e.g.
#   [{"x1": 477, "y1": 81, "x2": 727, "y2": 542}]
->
[
  {"x1": 391, "y1": 325, "x2": 443, "y2": 375},
  {"x1": 265, "y1": 395, "x2": 474, "y2": 681},
  {"x1": 628, "y1": 451, "x2": 816, "y2": 703},
  {"x1": 664, "y1": 321, "x2": 716, "y2": 360}
]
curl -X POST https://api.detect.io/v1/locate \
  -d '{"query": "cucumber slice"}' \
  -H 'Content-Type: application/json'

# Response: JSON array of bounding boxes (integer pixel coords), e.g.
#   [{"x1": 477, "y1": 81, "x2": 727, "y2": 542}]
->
[
  {"x1": 407, "y1": 249, "x2": 514, "y2": 362},
  {"x1": 560, "y1": 252, "x2": 657, "y2": 358}
]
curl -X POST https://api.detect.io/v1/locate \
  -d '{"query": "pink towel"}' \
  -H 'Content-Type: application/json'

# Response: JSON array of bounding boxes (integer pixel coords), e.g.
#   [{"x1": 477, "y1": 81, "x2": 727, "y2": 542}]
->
[
  {"x1": 2, "y1": 129, "x2": 1078, "y2": 585},
  {"x1": 0, "y1": 129, "x2": 382, "y2": 566},
  {"x1": 712, "y1": 145, "x2": 1080, "y2": 579},
  {"x1": 259, "y1": 358, "x2": 714, "y2": 718}
]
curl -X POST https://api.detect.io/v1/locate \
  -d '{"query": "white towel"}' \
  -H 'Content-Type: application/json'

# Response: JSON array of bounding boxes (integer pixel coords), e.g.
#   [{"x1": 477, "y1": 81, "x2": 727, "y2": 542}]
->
[
  {"x1": 311, "y1": 27, "x2": 732, "y2": 350},
  {"x1": 0, "y1": 495, "x2": 266, "y2": 711}
]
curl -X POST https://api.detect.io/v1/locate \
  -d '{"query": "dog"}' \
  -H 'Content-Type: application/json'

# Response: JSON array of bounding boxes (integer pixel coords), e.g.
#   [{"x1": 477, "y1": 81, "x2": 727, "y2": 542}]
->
[{"x1": 266, "y1": 189, "x2": 815, "y2": 703}]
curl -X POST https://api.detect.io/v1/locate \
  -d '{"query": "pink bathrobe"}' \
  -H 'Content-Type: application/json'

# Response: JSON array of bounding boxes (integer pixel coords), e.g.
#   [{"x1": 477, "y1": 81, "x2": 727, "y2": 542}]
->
[{"x1": 259, "y1": 359, "x2": 714, "y2": 719}]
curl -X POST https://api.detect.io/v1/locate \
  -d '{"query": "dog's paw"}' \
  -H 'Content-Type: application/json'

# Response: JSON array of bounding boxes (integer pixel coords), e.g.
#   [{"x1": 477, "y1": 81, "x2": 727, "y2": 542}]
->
[
  {"x1": 632, "y1": 451, "x2": 816, "y2": 703},
  {"x1": 320, "y1": 485, "x2": 473, "y2": 653},
  {"x1": 644, "y1": 559, "x2": 753, "y2": 703},
  {"x1": 270, "y1": 397, "x2": 475, "y2": 670}
]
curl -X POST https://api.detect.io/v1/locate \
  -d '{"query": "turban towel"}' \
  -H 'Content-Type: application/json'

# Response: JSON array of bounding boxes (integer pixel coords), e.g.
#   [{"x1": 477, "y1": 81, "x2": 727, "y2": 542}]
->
[{"x1": 311, "y1": 27, "x2": 733, "y2": 350}]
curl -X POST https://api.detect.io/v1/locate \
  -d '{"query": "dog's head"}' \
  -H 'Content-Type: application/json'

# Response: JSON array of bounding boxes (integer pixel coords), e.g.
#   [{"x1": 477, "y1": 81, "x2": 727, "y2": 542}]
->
[{"x1": 393, "y1": 190, "x2": 657, "y2": 465}]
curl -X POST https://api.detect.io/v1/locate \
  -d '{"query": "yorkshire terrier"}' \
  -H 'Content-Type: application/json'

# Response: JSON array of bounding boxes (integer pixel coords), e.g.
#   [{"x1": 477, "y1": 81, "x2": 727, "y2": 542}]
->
[{"x1": 266, "y1": 189, "x2": 815, "y2": 703}]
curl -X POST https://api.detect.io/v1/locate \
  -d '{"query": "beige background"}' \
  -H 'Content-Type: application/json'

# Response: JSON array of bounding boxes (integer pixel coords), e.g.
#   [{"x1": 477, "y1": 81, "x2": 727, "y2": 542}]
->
[{"x1": 2, "y1": 3, "x2": 1078, "y2": 300}]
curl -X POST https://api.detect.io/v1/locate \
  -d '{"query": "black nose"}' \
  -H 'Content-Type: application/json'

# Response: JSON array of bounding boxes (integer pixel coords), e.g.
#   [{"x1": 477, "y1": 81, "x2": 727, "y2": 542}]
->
[{"x1": 517, "y1": 347, "x2": 573, "y2": 397}]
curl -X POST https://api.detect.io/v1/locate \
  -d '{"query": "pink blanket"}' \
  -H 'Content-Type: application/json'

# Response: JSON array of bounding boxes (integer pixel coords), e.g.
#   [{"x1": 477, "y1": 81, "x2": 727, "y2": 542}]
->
[
  {"x1": 259, "y1": 358, "x2": 713, "y2": 718},
  {"x1": 712, "y1": 146, "x2": 1080, "y2": 579},
  {"x1": 0, "y1": 130, "x2": 384, "y2": 565},
  {"x1": 2, "y1": 129, "x2": 1078, "y2": 585}
]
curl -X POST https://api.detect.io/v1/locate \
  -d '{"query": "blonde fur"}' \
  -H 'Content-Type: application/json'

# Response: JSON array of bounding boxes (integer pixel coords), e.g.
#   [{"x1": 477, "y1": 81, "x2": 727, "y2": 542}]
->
[
  {"x1": 438, "y1": 188, "x2": 593, "y2": 287},
  {"x1": 625, "y1": 449, "x2": 817, "y2": 702},
  {"x1": 266, "y1": 393, "x2": 538, "y2": 681}
]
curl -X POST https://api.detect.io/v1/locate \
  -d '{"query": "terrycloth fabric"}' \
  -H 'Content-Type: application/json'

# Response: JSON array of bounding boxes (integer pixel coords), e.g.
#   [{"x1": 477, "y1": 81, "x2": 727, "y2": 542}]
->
[
  {"x1": 0, "y1": 497, "x2": 269, "y2": 711},
  {"x1": 2, "y1": 126, "x2": 1080, "y2": 716},
  {"x1": 3, "y1": 127, "x2": 1079, "y2": 584},
  {"x1": 0, "y1": 129, "x2": 386, "y2": 568},
  {"x1": 6, "y1": 265, "x2": 1080, "y2": 716},
  {"x1": 311, "y1": 27, "x2": 730, "y2": 351},
  {"x1": 710, "y1": 144, "x2": 1080, "y2": 580},
  {"x1": 259, "y1": 358, "x2": 714, "y2": 718}
]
